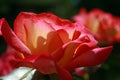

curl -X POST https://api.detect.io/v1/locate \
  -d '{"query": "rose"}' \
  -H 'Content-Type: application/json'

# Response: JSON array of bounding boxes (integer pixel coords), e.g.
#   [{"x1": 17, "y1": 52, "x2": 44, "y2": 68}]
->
[
  {"x1": 73, "y1": 8, "x2": 120, "y2": 45},
  {"x1": 0, "y1": 12, "x2": 112, "y2": 80}
]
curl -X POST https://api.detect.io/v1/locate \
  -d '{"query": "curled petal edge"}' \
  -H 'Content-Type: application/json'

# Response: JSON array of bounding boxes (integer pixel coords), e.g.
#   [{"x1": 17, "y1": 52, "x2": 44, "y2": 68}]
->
[
  {"x1": 1, "y1": 18, "x2": 31, "y2": 55},
  {"x1": 66, "y1": 46, "x2": 112, "y2": 70}
]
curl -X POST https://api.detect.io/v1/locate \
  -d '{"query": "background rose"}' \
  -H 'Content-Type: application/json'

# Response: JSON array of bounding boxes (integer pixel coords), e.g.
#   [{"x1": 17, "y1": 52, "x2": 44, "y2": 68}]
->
[
  {"x1": 0, "y1": 12, "x2": 112, "y2": 79},
  {"x1": 73, "y1": 8, "x2": 120, "y2": 45}
]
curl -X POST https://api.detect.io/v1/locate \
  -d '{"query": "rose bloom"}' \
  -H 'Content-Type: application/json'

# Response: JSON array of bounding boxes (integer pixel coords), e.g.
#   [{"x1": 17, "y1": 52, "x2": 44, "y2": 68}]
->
[
  {"x1": 73, "y1": 8, "x2": 120, "y2": 45},
  {"x1": 0, "y1": 12, "x2": 112, "y2": 79}
]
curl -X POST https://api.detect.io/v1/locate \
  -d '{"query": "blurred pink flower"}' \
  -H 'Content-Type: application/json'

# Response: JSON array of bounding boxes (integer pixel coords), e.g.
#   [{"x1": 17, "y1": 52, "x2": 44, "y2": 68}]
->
[{"x1": 73, "y1": 8, "x2": 120, "y2": 45}]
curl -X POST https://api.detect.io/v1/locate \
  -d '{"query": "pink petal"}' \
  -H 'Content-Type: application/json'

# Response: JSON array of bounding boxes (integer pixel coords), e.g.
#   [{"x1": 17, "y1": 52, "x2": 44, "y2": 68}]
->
[
  {"x1": 66, "y1": 46, "x2": 112, "y2": 69},
  {"x1": 57, "y1": 29, "x2": 70, "y2": 44},
  {"x1": 0, "y1": 18, "x2": 5, "y2": 35},
  {"x1": 15, "y1": 54, "x2": 73, "y2": 79},
  {"x1": 14, "y1": 12, "x2": 64, "y2": 54},
  {"x1": 56, "y1": 64, "x2": 73, "y2": 80},
  {"x1": 14, "y1": 54, "x2": 57, "y2": 74},
  {"x1": 0, "y1": 46, "x2": 17, "y2": 76},
  {"x1": 1, "y1": 18, "x2": 31, "y2": 55},
  {"x1": 73, "y1": 44, "x2": 91, "y2": 58},
  {"x1": 37, "y1": 13, "x2": 75, "y2": 40},
  {"x1": 58, "y1": 42, "x2": 79, "y2": 66},
  {"x1": 74, "y1": 22, "x2": 98, "y2": 47},
  {"x1": 51, "y1": 47, "x2": 64, "y2": 62},
  {"x1": 33, "y1": 55, "x2": 56, "y2": 74},
  {"x1": 14, "y1": 12, "x2": 36, "y2": 44},
  {"x1": 37, "y1": 12, "x2": 73, "y2": 28}
]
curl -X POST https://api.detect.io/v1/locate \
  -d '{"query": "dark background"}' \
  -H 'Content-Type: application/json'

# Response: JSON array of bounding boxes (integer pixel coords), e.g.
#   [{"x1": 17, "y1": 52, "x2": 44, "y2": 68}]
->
[{"x1": 0, "y1": 0, "x2": 120, "y2": 80}]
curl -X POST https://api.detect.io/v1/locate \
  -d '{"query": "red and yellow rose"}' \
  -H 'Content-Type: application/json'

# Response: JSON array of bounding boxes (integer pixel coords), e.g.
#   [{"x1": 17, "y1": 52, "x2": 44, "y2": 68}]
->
[{"x1": 0, "y1": 12, "x2": 112, "y2": 79}]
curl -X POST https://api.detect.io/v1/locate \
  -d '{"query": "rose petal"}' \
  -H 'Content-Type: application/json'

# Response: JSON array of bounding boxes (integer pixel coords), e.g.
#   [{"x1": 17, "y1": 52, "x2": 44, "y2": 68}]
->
[
  {"x1": 0, "y1": 46, "x2": 17, "y2": 76},
  {"x1": 0, "y1": 18, "x2": 5, "y2": 35},
  {"x1": 1, "y1": 18, "x2": 31, "y2": 55},
  {"x1": 74, "y1": 22, "x2": 98, "y2": 47},
  {"x1": 34, "y1": 55, "x2": 57, "y2": 74},
  {"x1": 51, "y1": 47, "x2": 64, "y2": 62},
  {"x1": 58, "y1": 42, "x2": 79, "y2": 66},
  {"x1": 56, "y1": 64, "x2": 73, "y2": 80},
  {"x1": 37, "y1": 12, "x2": 73, "y2": 28},
  {"x1": 66, "y1": 46, "x2": 112, "y2": 69},
  {"x1": 14, "y1": 54, "x2": 57, "y2": 74},
  {"x1": 14, "y1": 12, "x2": 65, "y2": 54}
]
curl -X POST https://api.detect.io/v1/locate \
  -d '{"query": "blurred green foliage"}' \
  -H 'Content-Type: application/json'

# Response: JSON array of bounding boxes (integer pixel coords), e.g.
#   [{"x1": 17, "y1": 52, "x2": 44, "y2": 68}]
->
[{"x1": 0, "y1": 0, "x2": 120, "y2": 80}]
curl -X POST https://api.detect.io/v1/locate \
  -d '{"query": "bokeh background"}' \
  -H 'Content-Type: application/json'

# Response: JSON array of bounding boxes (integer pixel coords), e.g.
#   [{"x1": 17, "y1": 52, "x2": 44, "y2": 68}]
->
[{"x1": 0, "y1": 0, "x2": 120, "y2": 80}]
